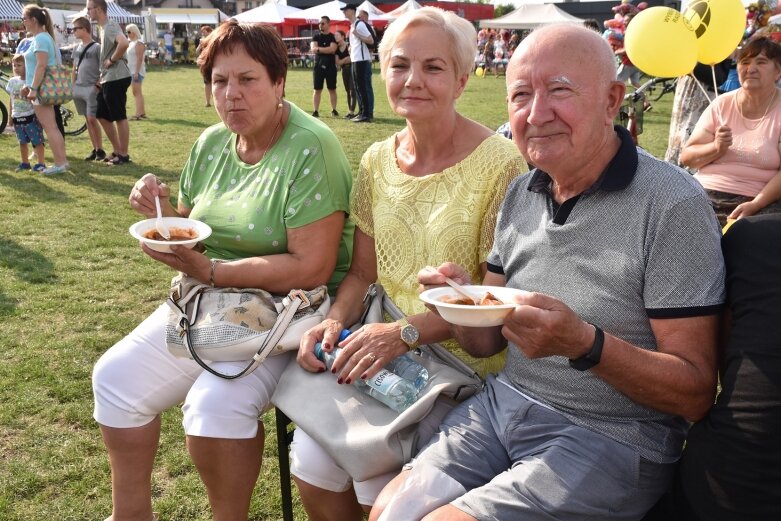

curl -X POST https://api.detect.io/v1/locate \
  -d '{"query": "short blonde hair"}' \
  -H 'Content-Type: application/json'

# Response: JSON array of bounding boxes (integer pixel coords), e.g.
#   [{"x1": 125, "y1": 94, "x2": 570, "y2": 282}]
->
[
  {"x1": 378, "y1": 7, "x2": 476, "y2": 80},
  {"x1": 126, "y1": 23, "x2": 141, "y2": 38}
]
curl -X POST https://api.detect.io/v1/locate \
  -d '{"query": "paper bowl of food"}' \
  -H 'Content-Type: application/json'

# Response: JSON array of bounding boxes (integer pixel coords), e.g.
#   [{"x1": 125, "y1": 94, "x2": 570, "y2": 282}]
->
[
  {"x1": 419, "y1": 285, "x2": 525, "y2": 327},
  {"x1": 129, "y1": 217, "x2": 212, "y2": 253}
]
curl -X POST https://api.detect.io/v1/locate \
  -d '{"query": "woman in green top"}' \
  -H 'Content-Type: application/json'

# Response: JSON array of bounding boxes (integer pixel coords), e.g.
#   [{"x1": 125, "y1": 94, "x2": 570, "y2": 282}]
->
[{"x1": 91, "y1": 21, "x2": 353, "y2": 521}]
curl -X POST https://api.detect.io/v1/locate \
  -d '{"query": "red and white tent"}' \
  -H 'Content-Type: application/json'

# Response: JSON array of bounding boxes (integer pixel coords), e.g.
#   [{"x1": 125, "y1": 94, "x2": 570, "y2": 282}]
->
[
  {"x1": 233, "y1": 2, "x2": 302, "y2": 24},
  {"x1": 286, "y1": 0, "x2": 390, "y2": 24},
  {"x1": 385, "y1": 0, "x2": 423, "y2": 19}
]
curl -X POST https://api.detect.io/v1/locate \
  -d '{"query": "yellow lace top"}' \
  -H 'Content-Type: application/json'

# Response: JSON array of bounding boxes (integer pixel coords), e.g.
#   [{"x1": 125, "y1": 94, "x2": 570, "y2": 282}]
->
[{"x1": 351, "y1": 133, "x2": 527, "y2": 377}]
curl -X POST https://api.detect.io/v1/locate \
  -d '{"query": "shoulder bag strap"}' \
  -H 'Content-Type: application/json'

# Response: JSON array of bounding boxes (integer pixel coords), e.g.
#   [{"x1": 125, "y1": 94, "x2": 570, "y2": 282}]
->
[{"x1": 76, "y1": 41, "x2": 96, "y2": 71}]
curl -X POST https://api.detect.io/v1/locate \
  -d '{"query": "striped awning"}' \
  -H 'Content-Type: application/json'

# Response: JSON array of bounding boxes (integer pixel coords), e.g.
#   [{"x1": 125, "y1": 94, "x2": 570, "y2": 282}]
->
[
  {"x1": 68, "y1": 1, "x2": 143, "y2": 25},
  {"x1": 0, "y1": 0, "x2": 23, "y2": 22}
]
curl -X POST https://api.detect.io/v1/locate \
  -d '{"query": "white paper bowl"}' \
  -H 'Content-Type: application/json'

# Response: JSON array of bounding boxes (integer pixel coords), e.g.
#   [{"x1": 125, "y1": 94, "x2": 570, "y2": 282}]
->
[
  {"x1": 129, "y1": 217, "x2": 212, "y2": 253},
  {"x1": 420, "y1": 285, "x2": 525, "y2": 327}
]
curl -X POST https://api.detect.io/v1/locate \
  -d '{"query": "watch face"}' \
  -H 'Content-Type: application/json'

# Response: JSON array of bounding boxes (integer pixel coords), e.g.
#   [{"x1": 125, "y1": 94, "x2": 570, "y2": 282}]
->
[{"x1": 401, "y1": 324, "x2": 419, "y2": 345}]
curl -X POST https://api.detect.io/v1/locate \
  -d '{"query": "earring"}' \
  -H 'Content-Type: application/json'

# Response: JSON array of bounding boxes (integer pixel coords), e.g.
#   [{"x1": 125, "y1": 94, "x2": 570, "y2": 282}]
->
[{"x1": 277, "y1": 99, "x2": 283, "y2": 109}]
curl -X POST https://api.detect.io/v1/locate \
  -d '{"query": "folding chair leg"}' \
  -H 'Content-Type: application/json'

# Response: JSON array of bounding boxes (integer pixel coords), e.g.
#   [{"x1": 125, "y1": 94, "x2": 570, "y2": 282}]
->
[{"x1": 276, "y1": 408, "x2": 295, "y2": 521}]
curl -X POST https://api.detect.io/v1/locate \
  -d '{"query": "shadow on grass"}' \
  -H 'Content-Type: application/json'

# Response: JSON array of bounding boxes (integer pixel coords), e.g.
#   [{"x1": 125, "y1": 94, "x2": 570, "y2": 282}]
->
[
  {"x1": 0, "y1": 238, "x2": 57, "y2": 285},
  {"x1": 0, "y1": 238, "x2": 57, "y2": 315},
  {"x1": 0, "y1": 173, "x2": 73, "y2": 203},
  {"x1": 0, "y1": 292, "x2": 18, "y2": 315},
  {"x1": 138, "y1": 117, "x2": 216, "y2": 129}
]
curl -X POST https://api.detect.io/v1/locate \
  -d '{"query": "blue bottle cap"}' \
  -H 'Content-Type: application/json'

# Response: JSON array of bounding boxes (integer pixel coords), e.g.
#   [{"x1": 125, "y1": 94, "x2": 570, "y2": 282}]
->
[{"x1": 338, "y1": 329, "x2": 352, "y2": 342}]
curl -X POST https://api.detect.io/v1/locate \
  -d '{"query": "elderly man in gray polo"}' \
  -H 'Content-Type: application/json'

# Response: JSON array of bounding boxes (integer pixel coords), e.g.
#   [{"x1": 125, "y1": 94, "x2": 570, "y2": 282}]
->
[{"x1": 370, "y1": 24, "x2": 726, "y2": 521}]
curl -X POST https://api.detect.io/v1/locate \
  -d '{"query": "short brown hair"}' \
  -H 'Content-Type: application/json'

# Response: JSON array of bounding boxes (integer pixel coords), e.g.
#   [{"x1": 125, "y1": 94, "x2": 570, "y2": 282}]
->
[
  {"x1": 11, "y1": 54, "x2": 24, "y2": 64},
  {"x1": 72, "y1": 16, "x2": 90, "y2": 30},
  {"x1": 739, "y1": 36, "x2": 781, "y2": 68},
  {"x1": 197, "y1": 20, "x2": 287, "y2": 86}
]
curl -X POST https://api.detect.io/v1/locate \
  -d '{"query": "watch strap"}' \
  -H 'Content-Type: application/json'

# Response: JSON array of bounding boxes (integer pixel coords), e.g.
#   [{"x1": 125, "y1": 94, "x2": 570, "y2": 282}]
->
[{"x1": 568, "y1": 323, "x2": 604, "y2": 371}]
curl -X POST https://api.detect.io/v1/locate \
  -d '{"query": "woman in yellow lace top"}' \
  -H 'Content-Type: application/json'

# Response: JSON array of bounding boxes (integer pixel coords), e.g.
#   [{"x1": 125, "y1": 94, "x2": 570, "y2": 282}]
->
[{"x1": 291, "y1": 7, "x2": 526, "y2": 521}]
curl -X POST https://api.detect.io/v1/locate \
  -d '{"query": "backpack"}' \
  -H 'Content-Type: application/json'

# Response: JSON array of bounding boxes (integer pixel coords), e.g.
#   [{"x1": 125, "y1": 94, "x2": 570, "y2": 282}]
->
[{"x1": 359, "y1": 20, "x2": 378, "y2": 52}]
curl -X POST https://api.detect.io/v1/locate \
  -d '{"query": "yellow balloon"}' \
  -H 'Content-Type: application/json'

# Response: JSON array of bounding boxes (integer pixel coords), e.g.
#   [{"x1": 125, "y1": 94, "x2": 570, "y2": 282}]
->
[
  {"x1": 625, "y1": 7, "x2": 698, "y2": 77},
  {"x1": 475, "y1": 66, "x2": 485, "y2": 77},
  {"x1": 684, "y1": 0, "x2": 746, "y2": 65}
]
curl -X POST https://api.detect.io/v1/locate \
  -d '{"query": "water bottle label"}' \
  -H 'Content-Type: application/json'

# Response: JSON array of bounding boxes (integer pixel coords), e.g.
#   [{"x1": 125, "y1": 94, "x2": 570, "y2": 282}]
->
[{"x1": 368, "y1": 370, "x2": 404, "y2": 396}]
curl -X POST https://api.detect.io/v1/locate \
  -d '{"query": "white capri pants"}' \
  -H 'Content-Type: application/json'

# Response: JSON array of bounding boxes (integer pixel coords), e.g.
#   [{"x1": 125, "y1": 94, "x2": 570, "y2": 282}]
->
[
  {"x1": 290, "y1": 397, "x2": 456, "y2": 505},
  {"x1": 92, "y1": 303, "x2": 292, "y2": 438}
]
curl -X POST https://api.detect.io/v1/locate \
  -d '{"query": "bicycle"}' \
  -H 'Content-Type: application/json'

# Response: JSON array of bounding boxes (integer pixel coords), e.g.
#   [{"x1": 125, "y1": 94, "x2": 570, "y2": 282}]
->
[
  {"x1": 615, "y1": 76, "x2": 673, "y2": 145},
  {"x1": 0, "y1": 70, "x2": 87, "y2": 137}
]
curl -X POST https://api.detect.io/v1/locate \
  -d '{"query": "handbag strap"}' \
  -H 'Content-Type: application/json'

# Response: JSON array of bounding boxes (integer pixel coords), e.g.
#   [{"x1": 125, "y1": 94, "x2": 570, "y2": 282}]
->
[{"x1": 166, "y1": 289, "x2": 311, "y2": 380}]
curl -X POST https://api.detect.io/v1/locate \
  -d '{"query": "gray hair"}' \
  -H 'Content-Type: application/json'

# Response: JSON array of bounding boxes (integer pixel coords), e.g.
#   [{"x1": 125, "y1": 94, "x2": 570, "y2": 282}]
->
[{"x1": 378, "y1": 6, "x2": 476, "y2": 80}]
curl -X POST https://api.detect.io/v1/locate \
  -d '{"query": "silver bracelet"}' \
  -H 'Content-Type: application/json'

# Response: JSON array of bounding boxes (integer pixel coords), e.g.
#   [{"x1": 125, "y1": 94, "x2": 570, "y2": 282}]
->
[{"x1": 209, "y1": 259, "x2": 222, "y2": 287}]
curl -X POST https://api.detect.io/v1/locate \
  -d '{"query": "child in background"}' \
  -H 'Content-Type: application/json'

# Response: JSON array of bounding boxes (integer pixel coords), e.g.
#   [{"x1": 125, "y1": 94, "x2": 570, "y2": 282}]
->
[{"x1": 5, "y1": 54, "x2": 45, "y2": 172}]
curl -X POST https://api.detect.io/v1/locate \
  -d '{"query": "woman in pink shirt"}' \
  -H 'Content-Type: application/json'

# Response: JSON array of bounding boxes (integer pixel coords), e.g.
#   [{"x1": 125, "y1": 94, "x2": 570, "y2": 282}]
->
[{"x1": 681, "y1": 36, "x2": 781, "y2": 226}]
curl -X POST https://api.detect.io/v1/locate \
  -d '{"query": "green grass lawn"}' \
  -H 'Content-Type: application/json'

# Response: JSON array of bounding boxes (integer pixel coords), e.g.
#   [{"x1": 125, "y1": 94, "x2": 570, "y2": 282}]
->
[{"x1": 0, "y1": 65, "x2": 675, "y2": 520}]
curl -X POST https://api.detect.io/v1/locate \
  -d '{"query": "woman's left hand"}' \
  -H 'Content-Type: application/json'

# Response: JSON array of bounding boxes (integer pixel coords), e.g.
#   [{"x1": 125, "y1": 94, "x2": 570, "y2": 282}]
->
[
  {"x1": 328, "y1": 322, "x2": 408, "y2": 385},
  {"x1": 141, "y1": 243, "x2": 211, "y2": 283}
]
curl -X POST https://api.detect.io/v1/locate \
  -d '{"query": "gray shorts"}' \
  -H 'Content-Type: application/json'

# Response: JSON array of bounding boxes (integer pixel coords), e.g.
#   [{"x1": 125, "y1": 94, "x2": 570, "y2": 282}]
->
[
  {"x1": 72, "y1": 84, "x2": 98, "y2": 117},
  {"x1": 407, "y1": 375, "x2": 674, "y2": 521}
]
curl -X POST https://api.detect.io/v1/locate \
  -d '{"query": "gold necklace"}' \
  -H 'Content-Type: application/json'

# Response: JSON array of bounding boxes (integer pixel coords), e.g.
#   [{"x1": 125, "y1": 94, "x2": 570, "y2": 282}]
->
[{"x1": 737, "y1": 89, "x2": 777, "y2": 131}]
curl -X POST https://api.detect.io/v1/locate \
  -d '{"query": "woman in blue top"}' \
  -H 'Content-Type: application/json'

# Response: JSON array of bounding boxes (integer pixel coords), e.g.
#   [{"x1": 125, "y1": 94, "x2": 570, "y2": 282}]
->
[{"x1": 20, "y1": 5, "x2": 68, "y2": 175}]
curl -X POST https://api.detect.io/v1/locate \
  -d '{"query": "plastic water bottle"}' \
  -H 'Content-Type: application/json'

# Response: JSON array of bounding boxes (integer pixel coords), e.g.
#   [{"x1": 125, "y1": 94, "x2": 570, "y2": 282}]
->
[
  {"x1": 336, "y1": 329, "x2": 429, "y2": 391},
  {"x1": 385, "y1": 353, "x2": 429, "y2": 392},
  {"x1": 314, "y1": 343, "x2": 419, "y2": 413}
]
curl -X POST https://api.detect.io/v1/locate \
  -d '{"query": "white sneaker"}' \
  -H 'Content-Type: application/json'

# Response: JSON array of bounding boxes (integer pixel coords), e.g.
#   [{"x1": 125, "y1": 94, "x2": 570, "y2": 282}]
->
[{"x1": 42, "y1": 163, "x2": 69, "y2": 176}]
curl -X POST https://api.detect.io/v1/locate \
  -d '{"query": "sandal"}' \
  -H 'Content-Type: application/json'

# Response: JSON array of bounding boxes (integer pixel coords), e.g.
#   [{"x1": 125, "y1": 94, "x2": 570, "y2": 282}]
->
[{"x1": 130, "y1": 114, "x2": 145, "y2": 121}]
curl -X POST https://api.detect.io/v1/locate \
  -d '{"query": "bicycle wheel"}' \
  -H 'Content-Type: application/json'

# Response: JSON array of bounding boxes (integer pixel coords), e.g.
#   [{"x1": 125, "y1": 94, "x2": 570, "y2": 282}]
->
[
  {"x1": 0, "y1": 100, "x2": 8, "y2": 134},
  {"x1": 59, "y1": 100, "x2": 87, "y2": 137},
  {"x1": 652, "y1": 79, "x2": 677, "y2": 101}
]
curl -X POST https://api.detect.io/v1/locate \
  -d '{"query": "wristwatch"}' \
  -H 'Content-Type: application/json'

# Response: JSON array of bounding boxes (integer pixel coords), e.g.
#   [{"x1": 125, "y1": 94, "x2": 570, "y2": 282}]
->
[
  {"x1": 397, "y1": 317, "x2": 420, "y2": 350},
  {"x1": 568, "y1": 323, "x2": 604, "y2": 371}
]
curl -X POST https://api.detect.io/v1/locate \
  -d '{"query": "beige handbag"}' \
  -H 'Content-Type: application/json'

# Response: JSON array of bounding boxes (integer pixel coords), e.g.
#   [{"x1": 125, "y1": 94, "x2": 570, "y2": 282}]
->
[{"x1": 272, "y1": 283, "x2": 483, "y2": 481}]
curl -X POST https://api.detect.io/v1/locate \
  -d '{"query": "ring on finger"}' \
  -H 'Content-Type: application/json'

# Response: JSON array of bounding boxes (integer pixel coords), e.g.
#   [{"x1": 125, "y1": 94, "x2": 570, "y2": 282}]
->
[{"x1": 367, "y1": 353, "x2": 377, "y2": 364}]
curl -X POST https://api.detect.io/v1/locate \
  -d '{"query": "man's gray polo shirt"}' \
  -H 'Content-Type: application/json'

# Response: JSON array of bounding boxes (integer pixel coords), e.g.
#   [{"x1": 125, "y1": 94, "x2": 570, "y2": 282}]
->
[{"x1": 487, "y1": 126, "x2": 725, "y2": 463}]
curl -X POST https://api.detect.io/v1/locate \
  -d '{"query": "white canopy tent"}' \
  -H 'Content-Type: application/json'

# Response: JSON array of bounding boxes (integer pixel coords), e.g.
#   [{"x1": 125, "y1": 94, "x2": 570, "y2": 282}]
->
[
  {"x1": 287, "y1": 0, "x2": 390, "y2": 24},
  {"x1": 68, "y1": 1, "x2": 143, "y2": 24},
  {"x1": 233, "y1": 2, "x2": 302, "y2": 24},
  {"x1": 0, "y1": 0, "x2": 21, "y2": 22},
  {"x1": 479, "y1": 4, "x2": 583, "y2": 30},
  {"x1": 357, "y1": 0, "x2": 385, "y2": 17},
  {"x1": 143, "y1": 8, "x2": 229, "y2": 25},
  {"x1": 48, "y1": 9, "x2": 80, "y2": 28},
  {"x1": 385, "y1": 0, "x2": 422, "y2": 19}
]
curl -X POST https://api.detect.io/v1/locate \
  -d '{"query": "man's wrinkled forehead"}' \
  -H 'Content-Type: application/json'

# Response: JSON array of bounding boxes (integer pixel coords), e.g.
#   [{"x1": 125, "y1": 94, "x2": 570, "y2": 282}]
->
[{"x1": 508, "y1": 74, "x2": 574, "y2": 89}]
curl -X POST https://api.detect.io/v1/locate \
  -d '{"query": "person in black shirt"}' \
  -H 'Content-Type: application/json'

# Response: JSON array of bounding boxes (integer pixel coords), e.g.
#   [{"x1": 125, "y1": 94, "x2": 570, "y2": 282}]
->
[
  {"x1": 670, "y1": 214, "x2": 781, "y2": 521},
  {"x1": 310, "y1": 16, "x2": 338, "y2": 118}
]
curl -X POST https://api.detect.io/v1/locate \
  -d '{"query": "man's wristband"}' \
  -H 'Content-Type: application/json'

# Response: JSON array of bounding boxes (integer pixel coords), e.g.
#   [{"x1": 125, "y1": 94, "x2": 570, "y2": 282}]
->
[{"x1": 568, "y1": 323, "x2": 604, "y2": 371}]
